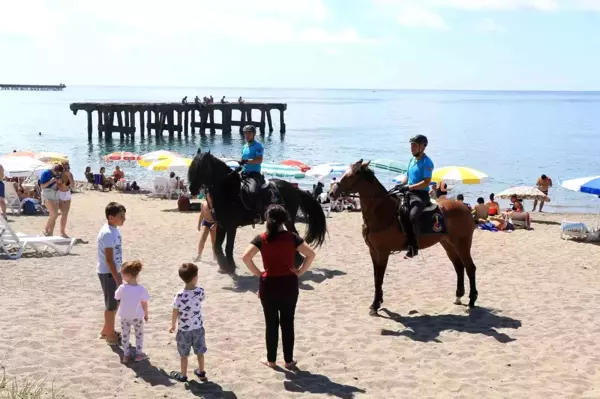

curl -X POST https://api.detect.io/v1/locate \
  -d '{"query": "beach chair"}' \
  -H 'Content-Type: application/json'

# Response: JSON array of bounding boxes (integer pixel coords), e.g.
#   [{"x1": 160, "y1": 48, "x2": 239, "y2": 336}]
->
[
  {"x1": 149, "y1": 177, "x2": 170, "y2": 198},
  {"x1": 0, "y1": 215, "x2": 76, "y2": 259},
  {"x1": 560, "y1": 221, "x2": 600, "y2": 241},
  {"x1": 3, "y1": 183, "x2": 22, "y2": 215}
]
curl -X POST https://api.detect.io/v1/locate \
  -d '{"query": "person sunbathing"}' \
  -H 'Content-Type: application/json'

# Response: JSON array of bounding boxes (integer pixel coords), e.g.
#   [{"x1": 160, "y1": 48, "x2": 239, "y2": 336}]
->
[
  {"x1": 487, "y1": 193, "x2": 501, "y2": 216},
  {"x1": 99, "y1": 167, "x2": 114, "y2": 191},
  {"x1": 503, "y1": 196, "x2": 531, "y2": 229},
  {"x1": 472, "y1": 197, "x2": 489, "y2": 224}
]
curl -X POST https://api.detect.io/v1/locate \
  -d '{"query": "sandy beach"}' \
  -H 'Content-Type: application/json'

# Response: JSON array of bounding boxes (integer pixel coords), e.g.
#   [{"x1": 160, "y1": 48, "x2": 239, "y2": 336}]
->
[{"x1": 1, "y1": 190, "x2": 600, "y2": 399}]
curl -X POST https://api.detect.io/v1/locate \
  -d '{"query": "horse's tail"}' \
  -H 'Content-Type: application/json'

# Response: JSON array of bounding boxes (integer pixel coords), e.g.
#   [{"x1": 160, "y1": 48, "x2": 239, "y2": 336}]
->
[{"x1": 297, "y1": 188, "x2": 327, "y2": 248}]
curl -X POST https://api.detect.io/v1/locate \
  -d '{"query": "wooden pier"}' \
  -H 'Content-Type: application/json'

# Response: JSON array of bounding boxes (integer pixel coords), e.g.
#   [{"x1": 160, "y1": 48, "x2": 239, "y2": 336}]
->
[
  {"x1": 69, "y1": 102, "x2": 287, "y2": 141},
  {"x1": 1, "y1": 83, "x2": 66, "y2": 91}
]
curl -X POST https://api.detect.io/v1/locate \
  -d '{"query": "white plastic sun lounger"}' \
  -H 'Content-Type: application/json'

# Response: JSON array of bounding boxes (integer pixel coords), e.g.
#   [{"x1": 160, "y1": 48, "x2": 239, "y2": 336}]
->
[{"x1": 0, "y1": 215, "x2": 75, "y2": 259}]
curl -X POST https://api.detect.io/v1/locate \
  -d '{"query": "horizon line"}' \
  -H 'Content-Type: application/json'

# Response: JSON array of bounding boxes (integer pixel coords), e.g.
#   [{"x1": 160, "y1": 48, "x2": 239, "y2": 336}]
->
[{"x1": 30, "y1": 84, "x2": 600, "y2": 93}]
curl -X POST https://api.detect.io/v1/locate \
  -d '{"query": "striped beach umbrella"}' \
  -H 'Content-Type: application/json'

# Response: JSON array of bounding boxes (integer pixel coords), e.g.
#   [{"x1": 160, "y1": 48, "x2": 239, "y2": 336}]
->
[
  {"x1": 432, "y1": 166, "x2": 488, "y2": 184},
  {"x1": 138, "y1": 150, "x2": 181, "y2": 167},
  {"x1": 562, "y1": 176, "x2": 600, "y2": 196},
  {"x1": 371, "y1": 159, "x2": 406, "y2": 174},
  {"x1": 147, "y1": 157, "x2": 192, "y2": 172},
  {"x1": 104, "y1": 151, "x2": 141, "y2": 161},
  {"x1": 35, "y1": 152, "x2": 69, "y2": 163}
]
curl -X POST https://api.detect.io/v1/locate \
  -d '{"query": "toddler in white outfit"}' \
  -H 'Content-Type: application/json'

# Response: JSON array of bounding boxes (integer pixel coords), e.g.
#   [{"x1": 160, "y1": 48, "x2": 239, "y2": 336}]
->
[{"x1": 114, "y1": 260, "x2": 150, "y2": 363}]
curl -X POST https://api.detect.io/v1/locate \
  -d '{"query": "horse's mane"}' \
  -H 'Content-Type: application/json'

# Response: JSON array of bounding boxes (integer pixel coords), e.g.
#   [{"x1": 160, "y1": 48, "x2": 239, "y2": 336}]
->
[
  {"x1": 355, "y1": 165, "x2": 389, "y2": 196},
  {"x1": 188, "y1": 151, "x2": 235, "y2": 195}
]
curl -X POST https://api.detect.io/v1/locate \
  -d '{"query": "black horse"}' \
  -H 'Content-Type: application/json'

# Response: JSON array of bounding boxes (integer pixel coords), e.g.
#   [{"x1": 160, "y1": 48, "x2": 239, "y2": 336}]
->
[{"x1": 188, "y1": 152, "x2": 327, "y2": 273}]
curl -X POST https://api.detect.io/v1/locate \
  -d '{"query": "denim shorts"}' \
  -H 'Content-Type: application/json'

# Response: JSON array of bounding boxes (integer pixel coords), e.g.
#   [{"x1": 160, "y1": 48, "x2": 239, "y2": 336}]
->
[{"x1": 176, "y1": 327, "x2": 207, "y2": 357}]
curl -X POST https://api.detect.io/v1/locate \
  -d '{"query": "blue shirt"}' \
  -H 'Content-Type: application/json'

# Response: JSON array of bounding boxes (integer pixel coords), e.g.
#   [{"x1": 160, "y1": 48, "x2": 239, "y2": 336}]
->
[
  {"x1": 407, "y1": 155, "x2": 434, "y2": 191},
  {"x1": 241, "y1": 140, "x2": 264, "y2": 173},
  {"x1": 39, "y1": 169, "x2": 55, "y2": 188}
]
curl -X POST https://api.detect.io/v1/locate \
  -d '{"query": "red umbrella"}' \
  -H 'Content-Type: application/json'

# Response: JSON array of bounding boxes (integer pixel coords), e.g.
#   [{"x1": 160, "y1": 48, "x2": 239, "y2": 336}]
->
[
  {"x1": 281, "y1": 159, "x2": 311, "y2": 172},
  {"x1": 104, "y1": 151, "x2": 141, "y2": 161}
]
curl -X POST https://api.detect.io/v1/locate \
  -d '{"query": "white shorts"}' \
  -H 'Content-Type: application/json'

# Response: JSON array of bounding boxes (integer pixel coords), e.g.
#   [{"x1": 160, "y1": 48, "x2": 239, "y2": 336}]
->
[
  {"x1": 42, "y1": 188, "x2": 59, "y2": 203},
  {"x1": 58, "y1": 190, "x2": 72, "y2": 201}
]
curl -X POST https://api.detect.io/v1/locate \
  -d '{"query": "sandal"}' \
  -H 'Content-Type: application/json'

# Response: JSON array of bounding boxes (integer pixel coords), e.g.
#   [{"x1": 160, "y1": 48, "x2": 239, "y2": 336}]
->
[
  {"x1": 285, "y1": 360, "x2": 298, "y2": 370},
  {"x1": 99, "y1": 331, "x2": 122, "y2": 340},
  {"x1": 170, "y1": 371, "x2": 188, "y2": 382},
  {"x1": 261, "y1": 360, "x2": 277, "y2": 369},
  {"x1": 194, "y1": 369, "x2": 207, "y2": 381},
  {"x1": 134, "y1": 353, "x2": 149, "y2": 362}
]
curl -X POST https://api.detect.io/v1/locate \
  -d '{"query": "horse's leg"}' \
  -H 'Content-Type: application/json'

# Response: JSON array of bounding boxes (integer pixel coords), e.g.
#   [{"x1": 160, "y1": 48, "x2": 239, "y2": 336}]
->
[
  {"x1": 224, "y1": 227, "x2": 237, "y2": 273},
  {"x1": 214, "y1": 226, "x2": 229, "y2": 273},
  {"x1": 456, "y1": 236, "x2": 478, "y2": 308},
  {"x1": 284, "y1": 221, "x2": 304, "y2": 268},
  {"x1": 369, "y1": 247, "x2": 389, "y2": 316},
  {"x1": 441, "y1": 240, "x2": 465, "y2": 305}
]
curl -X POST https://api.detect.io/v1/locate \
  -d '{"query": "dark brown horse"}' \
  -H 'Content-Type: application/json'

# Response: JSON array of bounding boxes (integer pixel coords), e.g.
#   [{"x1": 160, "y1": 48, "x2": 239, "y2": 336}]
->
[{"x1": 331, "y1": 160, "x2": 478, "y2": 316}]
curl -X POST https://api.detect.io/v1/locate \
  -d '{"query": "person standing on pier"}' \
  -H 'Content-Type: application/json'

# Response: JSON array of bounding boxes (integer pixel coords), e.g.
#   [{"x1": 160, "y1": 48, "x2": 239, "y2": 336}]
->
[{"x1": 240, "y1": 125, "x2": 265, "y2": 222}]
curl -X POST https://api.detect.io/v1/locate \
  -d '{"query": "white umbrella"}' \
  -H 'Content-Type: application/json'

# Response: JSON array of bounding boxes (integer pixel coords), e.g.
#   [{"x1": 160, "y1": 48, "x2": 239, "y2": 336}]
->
[
  {"x1": 496, "y1": 186, "x2": 550, "y2": 201},
  {"x1": 0, "y1": 156, "x2": 50, "y2": 178},
  {"x1": 305, "y1": 162, "x2": 347, "y2": 182}
]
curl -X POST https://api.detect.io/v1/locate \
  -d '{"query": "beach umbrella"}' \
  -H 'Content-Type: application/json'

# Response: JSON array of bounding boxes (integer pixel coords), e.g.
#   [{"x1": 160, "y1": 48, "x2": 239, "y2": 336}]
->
[
  {"x1": 371, "y1": 159, "x2": 406, "y2": 174},
  {"x1": 138, "y1": 150, "x2": 181, "y2": 167},
  {"x1": 280, "y1": 160, "x2": 311, "y2": 172},
  {"x1": 496, "y1": 186, "x2": 550, "y2": 201},
  {"x1": 147, "y1": 157, "x2": 192, "y2": 172},
  {"x1": 0, "y1": 156, "x2": 50, "y2": 178},
  {"x1": 104, "y1": 151, "x2": 141, "y2": 161},
  {"x1": 4, "y1": 151, "x2": 36, "y2": 158},
  {"x1": 432, "y1": 166, "x2": 488, "y2": 184},
  {"x1": 35, "y1": 152, "x2": 68, "y2": 163},
  {"x1": 562, "y1": 176, "x2": 600, "y2": 196},
  {"x1": 262, "y1": 163, "x2": 305, "y2": 179},
  {"x1": 305, "y1": 162, "x2": 347, "y2": 181}
]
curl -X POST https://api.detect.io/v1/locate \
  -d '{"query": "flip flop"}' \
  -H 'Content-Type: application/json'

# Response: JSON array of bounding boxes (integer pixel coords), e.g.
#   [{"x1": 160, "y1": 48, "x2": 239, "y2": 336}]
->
[
  {"x1": 284, "y1": 360, "x2": 298, "y2": 370},
  {"x1": 261, "y1": 360, "x2": 277, "y2": 369},
  {"x1": 194, "y1": 369, "x2": 207, "y2": 381},
  {"x1": 134, "y1": 353, "x2": 149, "y2": 362},
  {"x1": 170, "y1": 371, "x2": 188, "y2": 382}
]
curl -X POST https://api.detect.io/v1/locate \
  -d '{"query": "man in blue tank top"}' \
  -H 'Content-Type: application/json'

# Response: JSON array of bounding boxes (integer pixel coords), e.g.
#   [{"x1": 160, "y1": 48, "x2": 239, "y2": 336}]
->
[
  {"x1": 240, "y1": 125, "x2": 265, "y2": 221},
  {"x1": 397, "y1": 135, "x2": 434, "y2": 258}
]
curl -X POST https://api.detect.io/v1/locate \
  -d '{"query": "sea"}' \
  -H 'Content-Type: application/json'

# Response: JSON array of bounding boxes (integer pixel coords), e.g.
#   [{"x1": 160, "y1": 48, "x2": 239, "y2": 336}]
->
[{"x1": 1, "y1": 86, "x2": 599, "y2": 213}]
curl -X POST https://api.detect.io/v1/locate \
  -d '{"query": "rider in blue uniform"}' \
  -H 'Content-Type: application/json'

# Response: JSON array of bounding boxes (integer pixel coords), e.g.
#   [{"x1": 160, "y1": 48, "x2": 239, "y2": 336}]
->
[
  {"x1": 240, "y1": 125, "x2": 265, "y2": 220},
  {"x1": 397, "y1": 135, "x2": 434, "y2": 258}
]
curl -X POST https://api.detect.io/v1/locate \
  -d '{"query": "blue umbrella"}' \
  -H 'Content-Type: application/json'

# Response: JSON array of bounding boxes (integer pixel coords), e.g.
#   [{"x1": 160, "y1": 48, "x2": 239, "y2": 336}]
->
[{"x1": 562, "y1": 176, "x2": 600, "y2": 196}]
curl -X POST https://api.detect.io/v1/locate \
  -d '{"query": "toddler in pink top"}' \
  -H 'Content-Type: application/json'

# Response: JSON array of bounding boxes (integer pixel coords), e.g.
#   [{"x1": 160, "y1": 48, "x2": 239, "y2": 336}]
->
[{"x1": 114, "y1": 260, "x2": 150, "y2": 363}]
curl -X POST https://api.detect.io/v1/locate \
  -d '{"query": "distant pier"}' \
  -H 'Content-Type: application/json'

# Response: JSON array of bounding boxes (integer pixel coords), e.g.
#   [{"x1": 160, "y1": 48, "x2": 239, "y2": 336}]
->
[
  {"x1": 1, "y1": 83, "x2": 66, "y2": 91},
  {"x1": 69, "y1": 102, "x2": 287, "y2": 141}
]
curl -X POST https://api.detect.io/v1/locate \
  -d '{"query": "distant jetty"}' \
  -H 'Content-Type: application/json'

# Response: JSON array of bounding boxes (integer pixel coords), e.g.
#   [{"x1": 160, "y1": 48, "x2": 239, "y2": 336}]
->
[
  {"x1": 0, "y1": 83, "x2": 66, "y2": 91},
  {"x1": 70, "y1": 102, "x2": 287, "y2": 141}
]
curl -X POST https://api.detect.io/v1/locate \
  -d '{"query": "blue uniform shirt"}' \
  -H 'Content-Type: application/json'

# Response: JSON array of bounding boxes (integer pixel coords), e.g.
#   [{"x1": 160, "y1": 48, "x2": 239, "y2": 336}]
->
[
  {"x1": 407, "y1": 155, "x2": 434, "y2": 191},
  {"x1": 241, "y1": 140, "x2": 264, "y2": 173},
  {"x1": 39, "y1": 169, "x2": 56, "y2": 188}
]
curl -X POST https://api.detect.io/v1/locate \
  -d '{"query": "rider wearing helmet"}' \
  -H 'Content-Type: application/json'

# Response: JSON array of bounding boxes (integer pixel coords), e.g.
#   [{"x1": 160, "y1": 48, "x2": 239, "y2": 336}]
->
[
  {"x1": 397, "y1": 134, "x2": 434, "y2": 258},
  {"x1": 240, "y1": 125, "x2": 265, "y2": 221}
]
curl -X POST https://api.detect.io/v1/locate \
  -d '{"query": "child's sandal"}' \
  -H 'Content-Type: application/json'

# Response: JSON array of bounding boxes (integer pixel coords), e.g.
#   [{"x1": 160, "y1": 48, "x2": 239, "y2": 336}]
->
[
  {"x1": 169, "y1": 371, "x2": 188, "y2": 382},
  {"x1": 194, "y1": 369, "x2": 207, "y2": 381}
]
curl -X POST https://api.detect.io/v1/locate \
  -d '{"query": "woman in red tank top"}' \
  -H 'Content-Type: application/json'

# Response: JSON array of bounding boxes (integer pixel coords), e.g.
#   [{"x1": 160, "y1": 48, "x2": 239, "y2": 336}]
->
[{"x1": 242, "y1": 205, "x2": 316, "y2": 369}]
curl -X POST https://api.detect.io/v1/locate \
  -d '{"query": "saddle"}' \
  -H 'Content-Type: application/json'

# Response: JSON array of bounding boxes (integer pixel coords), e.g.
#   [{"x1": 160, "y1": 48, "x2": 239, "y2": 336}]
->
[
  {"x1": 397, "y1": 199, "x2": 448, "y2": 236},
  {"x1": 240, "y1": 175, "x2": 283, "y2": 214}
]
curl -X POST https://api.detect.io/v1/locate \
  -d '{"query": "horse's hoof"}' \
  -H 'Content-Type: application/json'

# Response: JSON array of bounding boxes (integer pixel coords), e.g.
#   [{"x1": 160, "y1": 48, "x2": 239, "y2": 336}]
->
[
  {"x1": 369, "y1": 308, "x2": 378, "y2": 317},
  {"x1": 454, "y1": 297, "x2": 462, "y2": 305},
  {"x1": 468, "y1": 301, "x2": 476, "y2": 309}
]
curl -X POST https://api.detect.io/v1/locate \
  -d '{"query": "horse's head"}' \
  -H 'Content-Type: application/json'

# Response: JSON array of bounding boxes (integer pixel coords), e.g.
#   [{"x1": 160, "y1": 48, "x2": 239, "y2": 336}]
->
[
  {"x1": 330, "y1": 159, "x2": 375, "y2": 199},
  {"x1": 188, "y1": 150, "x2": 233, "y2": 196}
]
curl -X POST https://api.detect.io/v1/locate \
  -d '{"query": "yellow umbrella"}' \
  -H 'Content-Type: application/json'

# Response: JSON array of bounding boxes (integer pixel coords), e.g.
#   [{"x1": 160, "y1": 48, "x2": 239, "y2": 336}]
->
[
  {"x1": 35, "y1": 152, "x2": 69, "y2": 163},
  {"x1": 137, "y1": 150, "x2": 181, "y2": 167},
  {"x1": 432, "y1": 166, "x2": 488, "y2": 184},
  {"x1": 147, "y1": 157, "x2": 192, "y2": 172}
]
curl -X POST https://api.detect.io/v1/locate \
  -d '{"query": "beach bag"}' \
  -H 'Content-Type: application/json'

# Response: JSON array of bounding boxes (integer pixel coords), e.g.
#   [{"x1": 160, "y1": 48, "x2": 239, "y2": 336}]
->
[{"x1": 21, "y1": 199, "x2": 38, "y2": 215}]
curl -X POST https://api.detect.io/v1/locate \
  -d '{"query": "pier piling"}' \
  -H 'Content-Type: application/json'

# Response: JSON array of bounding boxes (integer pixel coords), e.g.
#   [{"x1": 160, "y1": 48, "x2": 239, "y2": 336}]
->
[{"x1": 69, "y1": 102, "x2": 287, "y2": 141}]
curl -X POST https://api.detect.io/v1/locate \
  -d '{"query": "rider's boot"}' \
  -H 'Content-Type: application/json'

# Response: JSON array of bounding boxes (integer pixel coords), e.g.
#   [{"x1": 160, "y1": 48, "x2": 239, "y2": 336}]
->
[{"x1": 405, "y1": 221, "x2": 419, "y2": 258}]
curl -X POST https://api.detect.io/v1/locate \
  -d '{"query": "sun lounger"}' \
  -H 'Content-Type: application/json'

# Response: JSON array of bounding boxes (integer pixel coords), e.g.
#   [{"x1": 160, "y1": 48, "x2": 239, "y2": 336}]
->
[
  {"x1": 560, "y1": 221, "x2": 600, "y2": 241},
  {"x1": 0, "y1": 215, "x2": 75, "y2": 259}
]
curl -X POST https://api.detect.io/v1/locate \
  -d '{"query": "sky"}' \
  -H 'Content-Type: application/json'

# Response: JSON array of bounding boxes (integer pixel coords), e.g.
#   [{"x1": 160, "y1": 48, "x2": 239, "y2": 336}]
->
[{"x1": 1, "y1": 0, "x2": 600, "y2": 90}]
